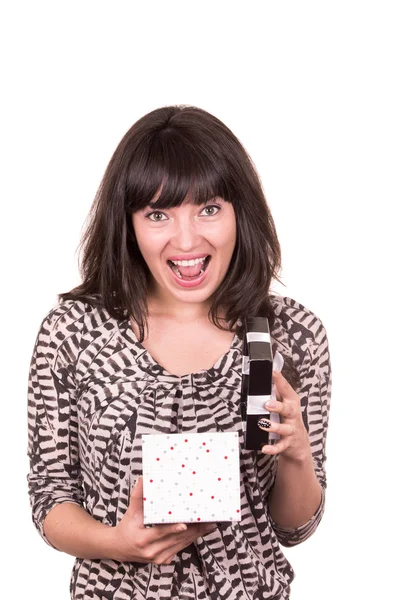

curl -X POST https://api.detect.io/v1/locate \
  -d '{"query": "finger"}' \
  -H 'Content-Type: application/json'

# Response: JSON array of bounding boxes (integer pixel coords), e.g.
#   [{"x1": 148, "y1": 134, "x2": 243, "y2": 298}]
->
[
  {"x1": 144, "y1": 520, "x2": 216, "y2": 545},
  {"x1": 265, "y1": 398, "x2": 296, "y2": 419},
  {"x1": 126, "y1": 476, "x2": 144, "y2": 520},
  {"x1": 129, "y1": 476, "x2": 145, "y2": 501},
  {"x1": 143, "y1": 522, "x2": 189, "y2": 544},
  {"x1": 272, "y1": 370, "x2": 297, "y2": 402},
  {"x1": 257, "y1": 418, "x2": 296, "y2": 437},
  {"x1": 261, "y1": 438, "x2": 290, "y2": 455},
  {"x1": 149, "y1": 523, "x2": 217, "y2": 563},
  {"x1": 274, "y1": 385, "x2": 282, "y2": 402}
]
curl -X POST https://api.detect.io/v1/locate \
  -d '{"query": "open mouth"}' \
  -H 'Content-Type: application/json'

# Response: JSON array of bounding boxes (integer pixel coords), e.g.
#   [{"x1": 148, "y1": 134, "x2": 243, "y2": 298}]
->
[{"x1": 167, "y1": 255, "x2": 211, "y2": 281}]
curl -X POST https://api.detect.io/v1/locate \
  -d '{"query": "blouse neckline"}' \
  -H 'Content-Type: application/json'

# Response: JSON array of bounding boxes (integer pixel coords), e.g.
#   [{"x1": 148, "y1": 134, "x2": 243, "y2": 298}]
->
[{"x1": 117, "y1": 317, "x2": 243, "y2": 384}]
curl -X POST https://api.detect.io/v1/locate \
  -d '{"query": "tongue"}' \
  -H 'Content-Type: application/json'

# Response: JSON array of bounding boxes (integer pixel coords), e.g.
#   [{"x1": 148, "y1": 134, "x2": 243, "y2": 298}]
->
[{"x1": 178, "y1": 263, "x2": 203, "y2": 278}]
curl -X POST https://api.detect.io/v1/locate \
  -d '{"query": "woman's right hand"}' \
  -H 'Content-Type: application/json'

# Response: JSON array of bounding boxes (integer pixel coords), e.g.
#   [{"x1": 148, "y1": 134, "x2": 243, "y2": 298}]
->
[{"x1": 110, "y1": 477, "x2": 217, "y2": 565}]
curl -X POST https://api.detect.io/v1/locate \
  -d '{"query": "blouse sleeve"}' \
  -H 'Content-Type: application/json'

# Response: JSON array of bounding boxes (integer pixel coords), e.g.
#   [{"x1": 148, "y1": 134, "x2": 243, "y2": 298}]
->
[
  {"x1": 270, "y1": 314, "x2": 332, "y2": 547},
  {"x1": 27, "y1": 302, "x2": 86, "y2": 548}
]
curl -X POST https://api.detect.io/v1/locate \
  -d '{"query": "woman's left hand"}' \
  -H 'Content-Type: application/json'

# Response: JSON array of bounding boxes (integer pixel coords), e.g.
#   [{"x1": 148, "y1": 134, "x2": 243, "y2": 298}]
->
[{"x1": 258, "y1": 370, "x2": 311, "y2": 462}]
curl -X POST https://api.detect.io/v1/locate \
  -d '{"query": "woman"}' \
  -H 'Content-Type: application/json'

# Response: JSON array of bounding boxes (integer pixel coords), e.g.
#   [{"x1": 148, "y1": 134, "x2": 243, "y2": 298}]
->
[{"x1": 27, "y1": 105, "x2": 331, "y2": 599}]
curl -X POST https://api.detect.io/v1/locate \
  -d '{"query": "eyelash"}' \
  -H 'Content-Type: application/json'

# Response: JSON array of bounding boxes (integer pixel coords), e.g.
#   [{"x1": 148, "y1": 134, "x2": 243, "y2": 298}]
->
[
  {"x1": 200, "y1": 204, "x2": 220, "y2": 216},
  {"x1": 145, "y1": 204, "x2": 221, "y2": 221},
  {"x1": 145, "y1": 211, "x2": 168, "y2": 222}
]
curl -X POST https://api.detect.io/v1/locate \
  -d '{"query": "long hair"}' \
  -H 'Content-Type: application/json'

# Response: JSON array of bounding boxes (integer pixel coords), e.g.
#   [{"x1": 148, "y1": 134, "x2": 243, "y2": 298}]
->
[
  {"x1": 60, "y1": 106, "x2": 299, "y2": 378},
  {"x1": 61, "y1": 105, "x2": 299, "y2": 387}
]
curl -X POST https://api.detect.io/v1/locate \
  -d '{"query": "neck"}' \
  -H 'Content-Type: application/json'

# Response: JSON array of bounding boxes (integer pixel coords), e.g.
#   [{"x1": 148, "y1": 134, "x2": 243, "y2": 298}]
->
[{"x1": 147, "y1": 294, "x2": 212, "y2": 322}]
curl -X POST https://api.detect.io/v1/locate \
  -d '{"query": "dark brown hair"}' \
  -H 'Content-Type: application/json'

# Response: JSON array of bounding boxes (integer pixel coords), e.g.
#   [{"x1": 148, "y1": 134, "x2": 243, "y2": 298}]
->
[{"x1": 61, "y1": 106, "x2": 287, "y2": 343}]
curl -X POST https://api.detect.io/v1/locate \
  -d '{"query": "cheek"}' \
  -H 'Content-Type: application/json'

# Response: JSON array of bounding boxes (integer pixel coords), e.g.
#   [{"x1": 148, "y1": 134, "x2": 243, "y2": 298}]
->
[
  {"x1": 221, "y1": 221, "x2": 237, "y2": 253},
  {"x1": 135, "y1": 235, "x2": 166, "y2": 269},
  {"x1": 230, "y1": 223, "x2": 237, "y2": 247},
  {"x1": 222, "y1": 211, "x2": 237, "y2": 246},
  {"x1": 131, "y1": 226, "x2": 150, "y2": 264}
]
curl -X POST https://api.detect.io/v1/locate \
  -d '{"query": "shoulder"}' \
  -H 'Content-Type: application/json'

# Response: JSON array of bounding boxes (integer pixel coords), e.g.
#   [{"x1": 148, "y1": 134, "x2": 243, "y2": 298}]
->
[
  {"x1": 270, "y1": 294, "x2": 326, "y2": 338},
  {"x1": 36, "y1": 299, "x2": 118, "y2": 360},
  {"x1": 39, "y1": 299, "x2": 93, "y2": 339},
  {"x1": 269, "y1": 294, "x2": 331, "y2": 389},
  {"x1": 40, "y1": 298, "x2": 119, "y2": 332},
  {"x1": 269, "y1": 293, "x2": 329, "y2": 355}
]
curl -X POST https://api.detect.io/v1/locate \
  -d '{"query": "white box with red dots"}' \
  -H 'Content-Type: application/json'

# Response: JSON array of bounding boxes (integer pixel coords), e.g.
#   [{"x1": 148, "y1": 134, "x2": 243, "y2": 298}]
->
[{"x1": 142, "y1": 432, "x2": 241, "y2": 525}]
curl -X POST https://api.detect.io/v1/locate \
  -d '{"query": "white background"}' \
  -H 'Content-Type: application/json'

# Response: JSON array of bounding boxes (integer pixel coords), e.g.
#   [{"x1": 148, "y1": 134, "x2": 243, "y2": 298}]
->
[{"x1": 1, "y1": 1, "x2": 396, "y2": 598}]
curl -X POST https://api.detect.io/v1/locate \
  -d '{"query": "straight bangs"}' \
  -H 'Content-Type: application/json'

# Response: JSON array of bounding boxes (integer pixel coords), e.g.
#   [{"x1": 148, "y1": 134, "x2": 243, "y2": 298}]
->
[{"x1": 125, "y1": 132, "x2": 232, "y2": 213}]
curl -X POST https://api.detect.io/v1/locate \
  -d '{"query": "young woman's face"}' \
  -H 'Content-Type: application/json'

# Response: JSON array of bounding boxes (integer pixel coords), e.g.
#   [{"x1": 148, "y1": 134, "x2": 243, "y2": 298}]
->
[{"x1": 132, "y1": 196, "x2": 237, "y2": 308}]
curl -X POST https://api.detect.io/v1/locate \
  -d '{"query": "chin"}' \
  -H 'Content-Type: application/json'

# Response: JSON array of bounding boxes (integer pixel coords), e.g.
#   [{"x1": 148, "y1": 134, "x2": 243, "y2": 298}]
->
[{"x1": 173, "y1": 287, "x2": 214, "y2": 304}]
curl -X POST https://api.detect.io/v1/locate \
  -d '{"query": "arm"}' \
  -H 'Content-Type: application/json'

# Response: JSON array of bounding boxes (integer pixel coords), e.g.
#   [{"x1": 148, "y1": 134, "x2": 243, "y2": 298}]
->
[
  {"x1": 27, "y1": 303, "x2": 217, "y2": 562},
  {"x1": 260, "y1": 319, "x2": 332, "y2": 545},
  {"x1": 42, "y1": 480, "x2": 217, "y2": 562},
  {"x1": 27, "y1": 303, "x2": 86, "y2": 548},
  {"x1": 43, "y1": 503, "x2": 117, "y2": 558},
  {"x1": 27, "y1": 303, "x2": 126, "y2": 557},
  {"x1": 268, "y1": 437, "x2": 322, "y2": 529}
]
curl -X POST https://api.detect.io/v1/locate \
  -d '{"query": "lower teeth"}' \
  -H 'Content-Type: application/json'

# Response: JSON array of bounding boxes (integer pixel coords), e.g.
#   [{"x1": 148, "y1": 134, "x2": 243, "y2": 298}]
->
[{"x1": 175, "y1": 267, "x2": 204, "y2": 279}]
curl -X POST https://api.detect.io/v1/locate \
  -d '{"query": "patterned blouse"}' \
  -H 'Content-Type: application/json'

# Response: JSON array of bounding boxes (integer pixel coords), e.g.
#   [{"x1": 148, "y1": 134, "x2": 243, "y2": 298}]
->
[{"x1": 27, "y1": 294, "x2": 332, "y2": 600}]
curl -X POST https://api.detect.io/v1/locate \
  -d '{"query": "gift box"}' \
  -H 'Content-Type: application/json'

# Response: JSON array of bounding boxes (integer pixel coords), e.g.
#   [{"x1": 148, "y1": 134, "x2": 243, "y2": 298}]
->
[
  {"x1": 142, "y1": 432, "x2": 241, "y2": 525},
  {"x1": 241, "y1": 317, "x2": 283, "y2": 450}
]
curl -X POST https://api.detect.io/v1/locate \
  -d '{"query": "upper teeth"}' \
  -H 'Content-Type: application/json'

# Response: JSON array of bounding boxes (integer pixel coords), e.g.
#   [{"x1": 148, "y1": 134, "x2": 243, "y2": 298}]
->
[{"x1": 170, "y1": 257, "x2": 207, "y2": 267}]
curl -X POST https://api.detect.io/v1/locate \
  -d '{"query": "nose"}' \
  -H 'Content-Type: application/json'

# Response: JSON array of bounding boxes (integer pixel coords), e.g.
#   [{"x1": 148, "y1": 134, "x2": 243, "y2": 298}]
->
[{"x1": 171, "y1": 216, "x2": 203, "y2": 251}]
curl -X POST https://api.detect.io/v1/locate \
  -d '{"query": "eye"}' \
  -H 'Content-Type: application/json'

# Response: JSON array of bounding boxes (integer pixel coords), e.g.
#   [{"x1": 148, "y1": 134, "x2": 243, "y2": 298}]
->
[
  {"x1": 200, "y1": 204, "x2": 220, "y2": 216},
  {"x1": 145, "y1": 210, "x2": 168, "y2": 222}
]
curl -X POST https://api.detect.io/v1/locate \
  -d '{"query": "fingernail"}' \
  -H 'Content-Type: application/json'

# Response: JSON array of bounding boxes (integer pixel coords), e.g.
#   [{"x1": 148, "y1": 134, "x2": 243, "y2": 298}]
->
[
  {"x1": 273, "y1": 370, "x2": 281, "y2": 376},
  {"x1": 257, "y1": 419, "x2": 271, "y2": 429},
  {"x1": 175, "y1": 524, "x2": 187, "y2": 532},
  {"x1": 261, "y1": 445, "x2": 272, "y2": 453},
  {"x1": 265, "y1": 400, "x2": 277, "y2": 408}
]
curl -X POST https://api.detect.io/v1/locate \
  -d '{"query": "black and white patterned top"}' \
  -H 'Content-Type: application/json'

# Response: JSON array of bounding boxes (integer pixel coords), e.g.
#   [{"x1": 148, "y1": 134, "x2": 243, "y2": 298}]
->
[{"x1": 27, "y1": 294, "x2": 332, "y2": 600}]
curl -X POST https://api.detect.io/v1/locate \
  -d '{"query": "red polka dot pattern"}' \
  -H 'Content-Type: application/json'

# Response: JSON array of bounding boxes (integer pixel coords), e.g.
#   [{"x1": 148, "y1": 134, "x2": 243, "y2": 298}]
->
[{"x1": 142, "y1": 432, "x2": 241, "y2": 525}]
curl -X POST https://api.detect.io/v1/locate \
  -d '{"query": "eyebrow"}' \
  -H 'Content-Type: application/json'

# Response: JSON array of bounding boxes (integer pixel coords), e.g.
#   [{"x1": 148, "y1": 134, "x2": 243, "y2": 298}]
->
[{"x1": 146, "y1": 197, "x2": 224, "y2": 209}]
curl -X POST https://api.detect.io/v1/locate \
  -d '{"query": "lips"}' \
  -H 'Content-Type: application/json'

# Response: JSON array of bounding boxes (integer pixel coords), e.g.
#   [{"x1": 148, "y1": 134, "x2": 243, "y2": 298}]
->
[
  {"x1": 167, "y1": 255, "x2": 211, "y2": 287},
  {"x1": 167, "y1": 256, "x2": 210, "y2": 278}
]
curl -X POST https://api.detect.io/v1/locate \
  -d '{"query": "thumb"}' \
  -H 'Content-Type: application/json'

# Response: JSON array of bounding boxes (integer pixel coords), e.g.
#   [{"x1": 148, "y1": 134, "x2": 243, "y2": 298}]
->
[{"x1": 126, "y1": 476, "x2": 144, "y2": 519}]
